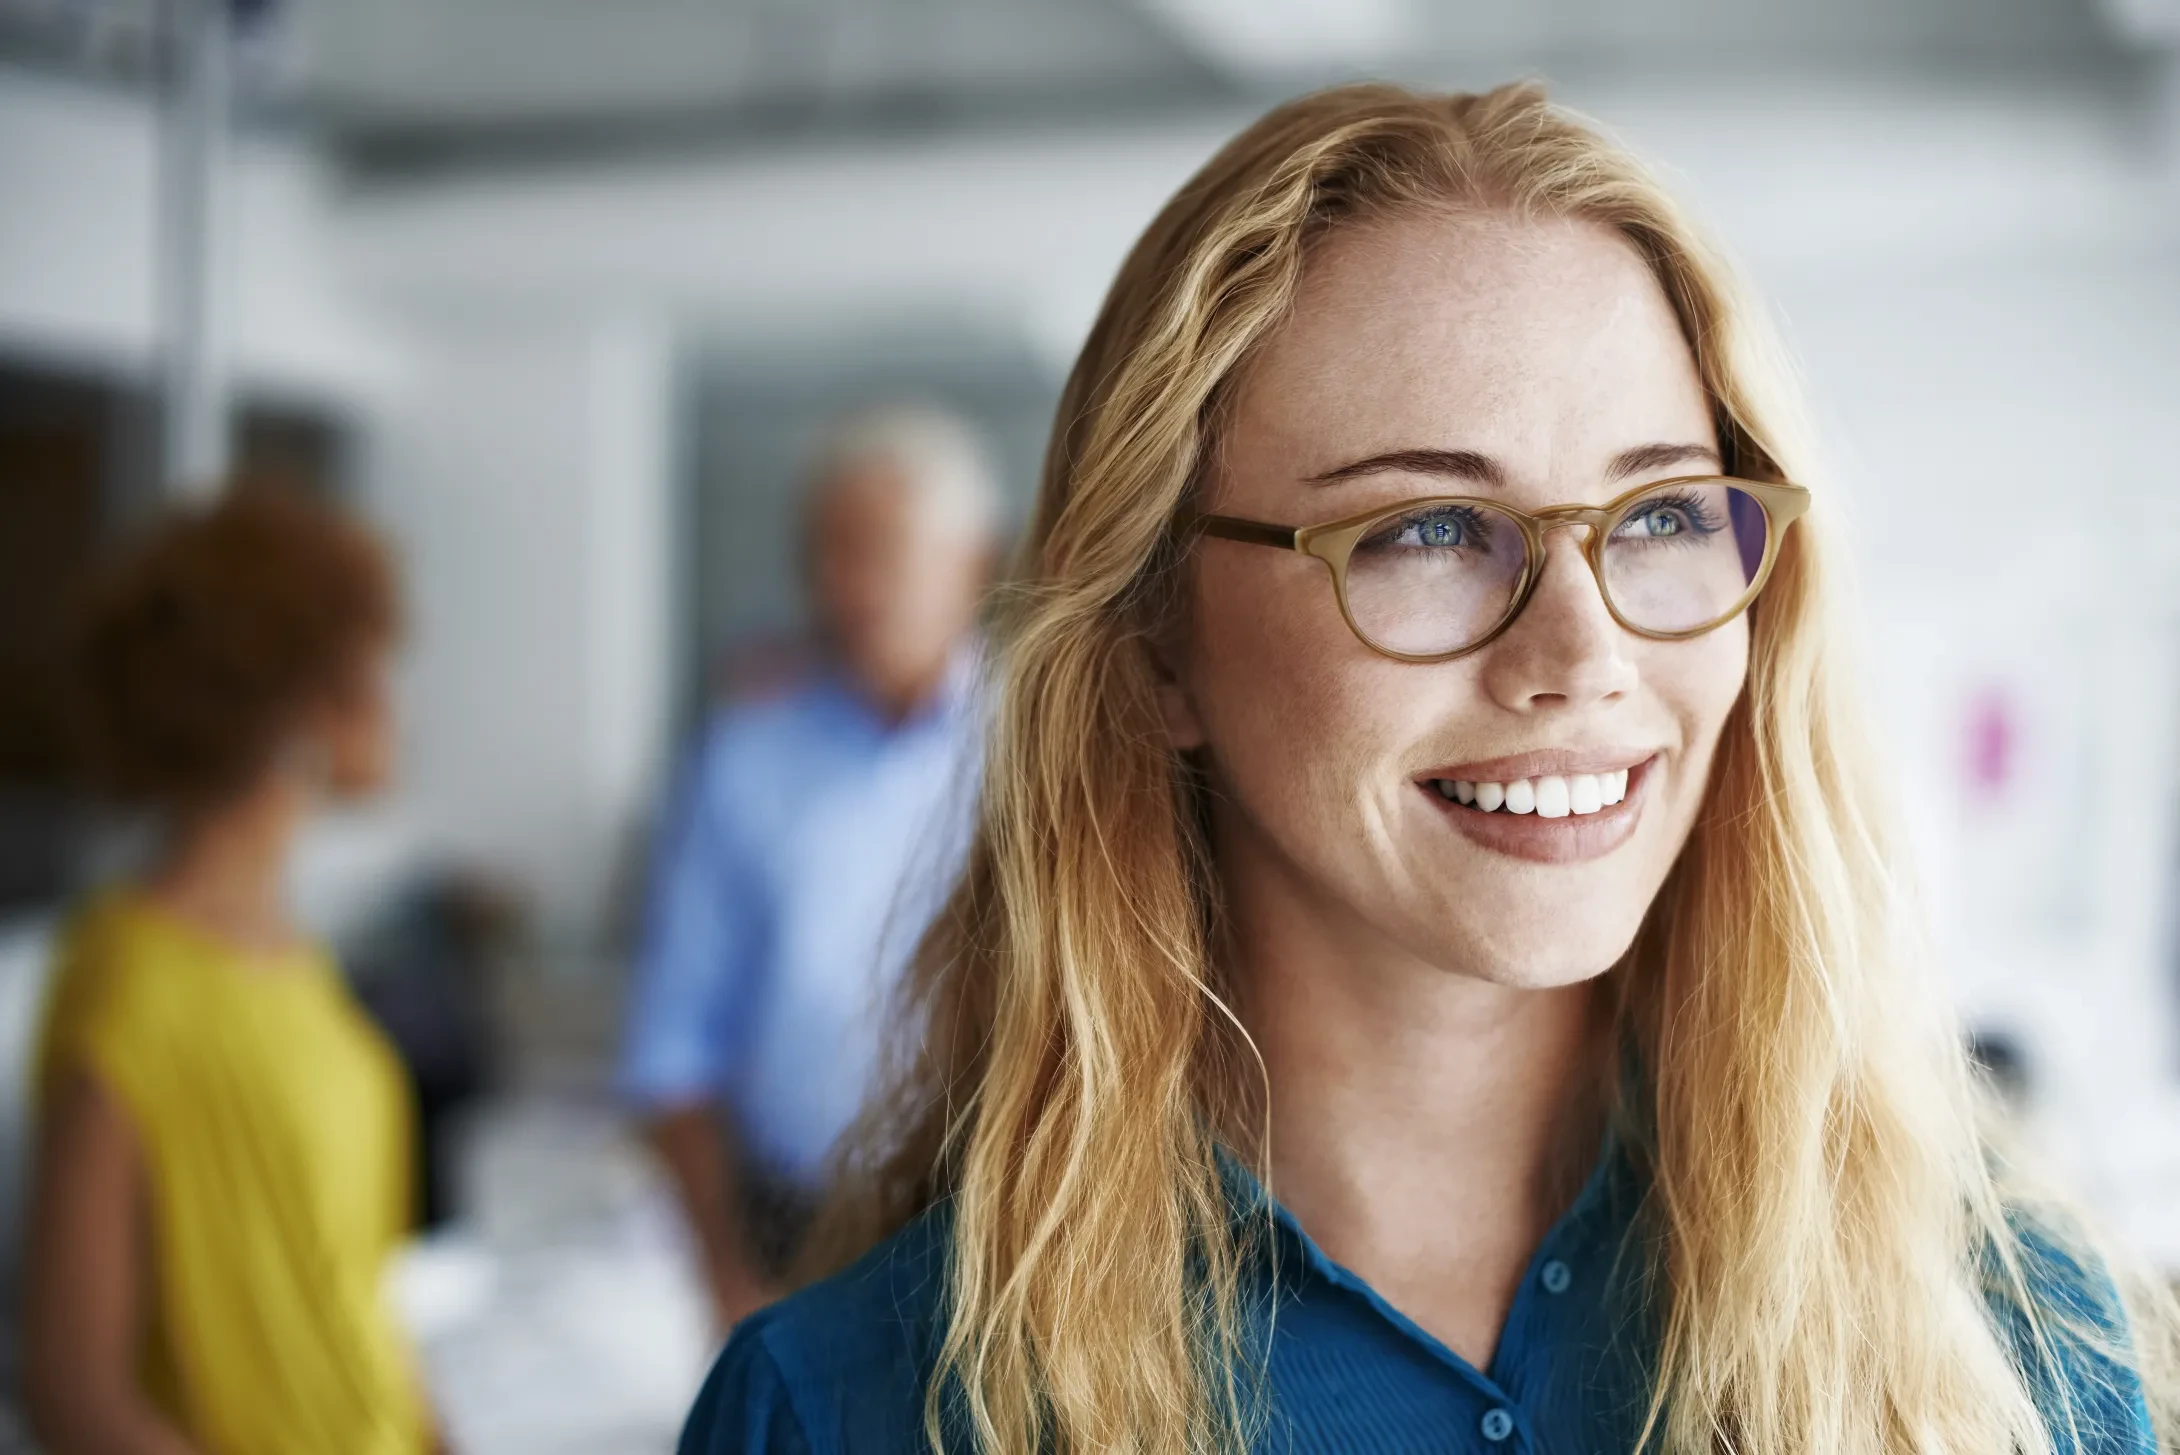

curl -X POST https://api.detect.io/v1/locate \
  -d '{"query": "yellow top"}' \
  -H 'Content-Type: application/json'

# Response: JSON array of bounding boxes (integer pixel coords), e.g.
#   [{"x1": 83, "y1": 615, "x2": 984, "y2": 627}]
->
[{"x1": 36, "y1": 892, "x2": 428, "y2": 1455}]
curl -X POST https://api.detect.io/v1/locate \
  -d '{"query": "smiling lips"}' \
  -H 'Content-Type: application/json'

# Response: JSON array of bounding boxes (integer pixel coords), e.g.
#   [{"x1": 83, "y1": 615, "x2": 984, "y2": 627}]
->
[
  {"x1": 1428, "y1": 769, "x2": 1628, "y2": 818},
  {"x1": 1416, "y1": 755, "x2": 1655, "y2": 864}
]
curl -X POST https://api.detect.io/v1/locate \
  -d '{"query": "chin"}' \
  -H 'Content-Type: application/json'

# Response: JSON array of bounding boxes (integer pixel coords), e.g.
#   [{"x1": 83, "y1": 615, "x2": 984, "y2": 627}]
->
[
  {"x1": 1401, "y1": 888, "x2": 1645, "y2": 991},
  {"x1": 1388, "y1": 788, "x2": 1670, "y2": 988},
  {"x1": 1472, "y1": 950, "x2": 1626, "y2": 992},
  {"x1": 1451, "y1": 935, "x2": 1632, "y2": 991}
]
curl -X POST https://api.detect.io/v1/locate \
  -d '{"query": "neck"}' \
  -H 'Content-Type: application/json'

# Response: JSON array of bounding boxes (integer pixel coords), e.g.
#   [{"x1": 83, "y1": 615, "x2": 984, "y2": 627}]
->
[
  {"x1": 1223, "y1": 821, "x2": 1606, "y2": 1365},
  {"x1": 144, "y1": 773, "x2": 310, "y2": 956}
]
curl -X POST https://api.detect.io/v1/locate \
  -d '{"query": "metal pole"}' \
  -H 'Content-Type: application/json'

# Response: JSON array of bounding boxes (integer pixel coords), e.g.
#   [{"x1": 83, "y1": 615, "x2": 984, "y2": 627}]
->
[{"x1": 158, "y1": 0, "x2": 234, "y2": 500}]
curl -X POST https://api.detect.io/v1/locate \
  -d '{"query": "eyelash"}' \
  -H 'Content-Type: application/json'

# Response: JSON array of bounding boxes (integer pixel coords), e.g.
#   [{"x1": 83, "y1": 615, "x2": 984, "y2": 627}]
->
[
  {"x1": 1361, "y1": 504, "x2": 1494, "y2": 552},
  {"x1": 1616, "y1": 490, "x2": 1723, "y2": 539}
]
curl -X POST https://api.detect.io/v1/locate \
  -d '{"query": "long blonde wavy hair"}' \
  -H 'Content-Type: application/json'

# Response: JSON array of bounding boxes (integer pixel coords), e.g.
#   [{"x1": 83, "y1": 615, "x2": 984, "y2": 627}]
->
[{"x1": 808, "y1": 81, "x2": 2180, "y2": 1455}]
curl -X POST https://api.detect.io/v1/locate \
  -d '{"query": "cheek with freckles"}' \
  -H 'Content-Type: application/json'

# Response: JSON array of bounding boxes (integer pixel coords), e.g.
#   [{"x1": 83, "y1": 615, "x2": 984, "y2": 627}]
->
[
  {"x1": 1180, "y1": 552, "x2": 1447, "y2": 875},
  {"x1": 1635, "y1": 621, "x2": 1750, "y2": 840}
]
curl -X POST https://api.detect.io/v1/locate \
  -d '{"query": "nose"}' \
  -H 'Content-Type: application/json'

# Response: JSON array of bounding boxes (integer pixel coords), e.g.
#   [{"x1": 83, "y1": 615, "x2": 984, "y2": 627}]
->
[{"x1": 1474, "y1": 524, "x2": 1635, "y2": 713}]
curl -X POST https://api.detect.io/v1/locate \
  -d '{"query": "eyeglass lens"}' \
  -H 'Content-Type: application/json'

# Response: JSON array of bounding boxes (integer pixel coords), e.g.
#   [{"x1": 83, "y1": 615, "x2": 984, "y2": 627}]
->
[{"x1": 1341, "y1": 482, "x2": 1772, "y2": 656}]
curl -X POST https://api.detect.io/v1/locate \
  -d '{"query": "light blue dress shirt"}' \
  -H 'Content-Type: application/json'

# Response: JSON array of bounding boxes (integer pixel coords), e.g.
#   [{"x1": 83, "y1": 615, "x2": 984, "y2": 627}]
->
[{"x1": 619, "y1": 658, "x2": 982, "y2": 1185}]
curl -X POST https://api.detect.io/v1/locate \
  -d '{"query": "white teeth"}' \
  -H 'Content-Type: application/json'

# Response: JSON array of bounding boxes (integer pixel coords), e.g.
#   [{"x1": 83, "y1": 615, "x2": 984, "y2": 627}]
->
[
  {"x1": 1434, "y1": 766, "x2": 1636, "y2": 818},
  {"x1": 1568, "y1": 773, "x2": 1602, "y2": 815},
  {"x1": 1533, "y1": 775, "x2": 1570, "y2": 818}
]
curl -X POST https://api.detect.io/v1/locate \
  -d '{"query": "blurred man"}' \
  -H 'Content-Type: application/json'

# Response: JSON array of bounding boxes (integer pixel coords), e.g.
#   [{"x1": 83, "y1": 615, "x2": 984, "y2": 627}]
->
[{"x1": 620, "y1": 406, "x2": 998, "y2": 1330}]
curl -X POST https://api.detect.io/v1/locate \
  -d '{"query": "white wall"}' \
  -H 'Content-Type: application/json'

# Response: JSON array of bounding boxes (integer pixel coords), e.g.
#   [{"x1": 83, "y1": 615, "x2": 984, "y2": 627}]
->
[
  {"x1": 1775, "y1": 252, "x2": 2180, "y2": 1254},
  {"x1": 330, "y1": 73, "x2": 2180, "y2": 358},
  {"x1": 0, "y1": 67, "x2": 402, "y2": 398},
  {"x1": 371, "y1": 309, "x2": 674, "y2": 944}
]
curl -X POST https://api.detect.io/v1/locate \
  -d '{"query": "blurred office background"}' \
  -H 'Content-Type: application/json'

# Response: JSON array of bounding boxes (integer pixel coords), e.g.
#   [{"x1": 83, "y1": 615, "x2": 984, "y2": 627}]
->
[{"x1": 2, "y1": 0, "x2": 2179, "y2": 1449}]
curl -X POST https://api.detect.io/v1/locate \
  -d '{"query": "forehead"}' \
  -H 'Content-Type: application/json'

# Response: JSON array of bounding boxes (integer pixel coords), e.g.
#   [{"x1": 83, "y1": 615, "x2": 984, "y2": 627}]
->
[{"x1": 1219, "y1": 211, "x2": 1711, "y2": 495}]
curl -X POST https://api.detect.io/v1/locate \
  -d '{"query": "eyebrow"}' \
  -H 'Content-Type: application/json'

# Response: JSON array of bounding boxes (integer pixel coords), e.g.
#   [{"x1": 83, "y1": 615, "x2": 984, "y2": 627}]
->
[
  {"x1": 1307, "y1": 448, "x2": 1505, "y2": 488},
  {"x1": 1306, "y1": 441, "x2": 1722, "y2": 488},
  {"x1": 1604, "y1": 441, "x2": 1722, "y2": 481}
]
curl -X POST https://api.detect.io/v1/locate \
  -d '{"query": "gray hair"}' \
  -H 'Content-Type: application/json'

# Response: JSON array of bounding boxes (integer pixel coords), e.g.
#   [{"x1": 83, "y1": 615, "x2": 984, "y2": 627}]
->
[{"x1": 813, "y1": 404, "x2": 1002, "y2": 542}]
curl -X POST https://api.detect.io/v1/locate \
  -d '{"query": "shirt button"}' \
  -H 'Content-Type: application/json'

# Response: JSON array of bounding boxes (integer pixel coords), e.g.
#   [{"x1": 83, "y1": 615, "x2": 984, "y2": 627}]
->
[
  {"x1": 1480, "y1": 1407, "x2": 1515, "y2": 1443},
  {"x1": 1540, "y1": 1258, "x2": 1572, "y2": 1294}
]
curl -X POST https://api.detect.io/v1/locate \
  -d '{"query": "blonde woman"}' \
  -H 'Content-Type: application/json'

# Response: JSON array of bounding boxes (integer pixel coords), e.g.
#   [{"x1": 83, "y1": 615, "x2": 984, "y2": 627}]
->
[{"x1": 677, "y1": 83, "x2": 2176, "y2": 1455}]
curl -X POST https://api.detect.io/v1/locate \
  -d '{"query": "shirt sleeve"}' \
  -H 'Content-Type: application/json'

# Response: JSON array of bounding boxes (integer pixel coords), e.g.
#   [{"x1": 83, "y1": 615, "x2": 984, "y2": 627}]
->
[
  {"x1": 677, "y1": 1324, "x2": 816, "y2": 1455},
  {"x1": 619, "y1": 727, "x2": 766, "y2": 1110}
]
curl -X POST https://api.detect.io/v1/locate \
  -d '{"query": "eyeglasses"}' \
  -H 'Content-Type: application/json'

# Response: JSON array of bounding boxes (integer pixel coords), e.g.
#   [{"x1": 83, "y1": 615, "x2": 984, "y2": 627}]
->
[{"x1": 1182, "y1": 476, "x2": 1811, "y2": 663}]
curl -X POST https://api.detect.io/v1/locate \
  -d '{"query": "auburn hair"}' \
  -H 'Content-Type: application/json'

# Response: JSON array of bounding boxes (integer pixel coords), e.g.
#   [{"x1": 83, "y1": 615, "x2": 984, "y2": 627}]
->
[{"x1": 74, "y1": 482, "x2": 398, "y2": 812}]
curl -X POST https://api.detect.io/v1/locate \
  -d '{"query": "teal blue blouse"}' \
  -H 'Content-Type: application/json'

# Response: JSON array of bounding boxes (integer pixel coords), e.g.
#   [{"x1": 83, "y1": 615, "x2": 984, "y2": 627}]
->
[{"x1": 677, "y1": 1147, "x2": 2155, "y2": 1454}]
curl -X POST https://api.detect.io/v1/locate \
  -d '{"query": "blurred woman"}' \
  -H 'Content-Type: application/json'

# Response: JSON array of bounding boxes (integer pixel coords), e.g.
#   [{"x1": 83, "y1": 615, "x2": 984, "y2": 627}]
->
[
  {"x1": 25, "y1": 485, "x2": 434, "y2": 1455},
  {"x1": 680, "y1": 83, "x2": 2176, "y2": 1455}
]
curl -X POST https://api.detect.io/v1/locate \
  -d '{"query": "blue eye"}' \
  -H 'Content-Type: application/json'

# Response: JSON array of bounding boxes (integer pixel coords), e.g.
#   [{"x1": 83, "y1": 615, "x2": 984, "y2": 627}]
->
[
  {"x1": 1360, "y1": 505, "x2": 1490, "y2": 554},
  {"x1": 1613, "y1": 491, "x2": 1722, "y2": 544}
]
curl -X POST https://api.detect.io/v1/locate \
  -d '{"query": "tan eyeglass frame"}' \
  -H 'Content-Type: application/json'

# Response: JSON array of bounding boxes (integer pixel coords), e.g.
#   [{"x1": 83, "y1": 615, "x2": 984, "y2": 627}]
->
[{"x1": 1182, "y1": 475, "x2": 1813, "y2": 664}]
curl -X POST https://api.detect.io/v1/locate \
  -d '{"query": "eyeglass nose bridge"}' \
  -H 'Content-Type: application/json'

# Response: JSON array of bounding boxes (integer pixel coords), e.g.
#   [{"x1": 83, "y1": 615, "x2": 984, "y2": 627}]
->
[
  {"x1": 1497, "y1": 504, "x2": 1622, "y2": 636},
  {"x1": 1515, "y1": 503, "x2": 1619, "y2": 576},
  {"x1": 1524, "y1": 501, "x2": 1618, "y2": 536}
]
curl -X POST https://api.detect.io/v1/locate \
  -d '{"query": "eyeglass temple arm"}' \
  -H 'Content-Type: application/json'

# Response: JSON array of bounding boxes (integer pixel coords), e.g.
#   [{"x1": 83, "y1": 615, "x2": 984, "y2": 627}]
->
[
  {"x1": 1750, "y1": 481, "x2": 1814, "y2": 525},
  {"x1": 1190, "y1": 514, "x2": 1302, "y2": 551}
]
